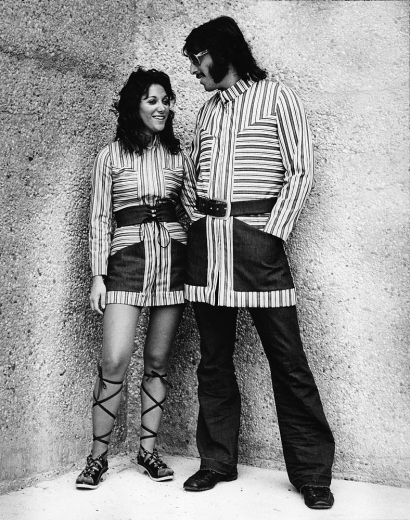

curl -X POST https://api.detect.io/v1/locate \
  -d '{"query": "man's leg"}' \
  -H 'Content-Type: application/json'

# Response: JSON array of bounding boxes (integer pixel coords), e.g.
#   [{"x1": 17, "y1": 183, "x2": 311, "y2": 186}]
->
[
  {"x1": 193, "y1": 302, "x2": 240, "y2": 475},
  {"x1": 249, "y1": 306, "x2": 335, "y2": 492},
  {"x1": 184, "y1": 303, "x2": 239, "y2": 490}
]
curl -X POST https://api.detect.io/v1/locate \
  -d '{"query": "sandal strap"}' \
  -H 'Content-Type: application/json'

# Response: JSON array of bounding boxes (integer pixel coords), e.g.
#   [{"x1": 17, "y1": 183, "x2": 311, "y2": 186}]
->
[
  {"x1": 83, "y1": 452, "x2": 107, "y2": 476},
  {"x1": 144, "y1": 370, "x2": 173, "y2": 389},
  {"x1": 93, "y1": 364, "x2": 123, "y2": 420},
  {"x1": 93, "y1": 430, "x2": 112, "y2": 445},
  {"x1": 139, "y1": 446, "x2": 167, "y2": 469},
  {"x1": 92, "y1": 365, "x2": 123, "y2": 445},
  {"x1": 140, "y1": 371, "x2": 172, "y2": 441}
]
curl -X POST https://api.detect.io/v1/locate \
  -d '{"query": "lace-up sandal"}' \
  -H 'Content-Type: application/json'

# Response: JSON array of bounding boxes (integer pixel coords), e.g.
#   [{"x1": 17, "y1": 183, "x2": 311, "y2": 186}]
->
[
  {"x1": 76, "y1": 451, "x2": 108, "y2": 489},
  {"x1": 76, "y1": 365, "x2": 123, "y2": 489},
  {"x1": 136, "y1": 371, "x2": 174, "y2": 482},
  {"x1": 137, "y1": 445, "x2": 174, "y2": 482}
]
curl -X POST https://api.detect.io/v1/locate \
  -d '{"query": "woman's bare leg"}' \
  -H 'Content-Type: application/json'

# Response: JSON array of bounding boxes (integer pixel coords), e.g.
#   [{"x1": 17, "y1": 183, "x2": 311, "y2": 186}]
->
[
  {"x1": 139, "y1": 304, "x2": 184, "y2": 453},
  {"x1": 91, "y1": 303, "x2": 141, "y2": 458}
]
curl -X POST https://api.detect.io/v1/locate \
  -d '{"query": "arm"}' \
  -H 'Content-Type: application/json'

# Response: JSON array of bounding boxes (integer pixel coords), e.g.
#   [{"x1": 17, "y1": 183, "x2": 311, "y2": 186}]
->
[
  {"x1": 89, "y1": 146, "x2": 112, "y2": 313},
  {"x1": 263, "y1": 85, "x2": 314, "y2": 241},
  {"x1": 179, "y1": 150, "x2": 199, "y2": 223}
]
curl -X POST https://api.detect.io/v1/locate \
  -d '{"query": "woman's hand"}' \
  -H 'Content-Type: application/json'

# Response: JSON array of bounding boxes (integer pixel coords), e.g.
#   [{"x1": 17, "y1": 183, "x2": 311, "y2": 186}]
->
[{"x1": 90, "y1": 275, "x2": 106, "y2": 315}]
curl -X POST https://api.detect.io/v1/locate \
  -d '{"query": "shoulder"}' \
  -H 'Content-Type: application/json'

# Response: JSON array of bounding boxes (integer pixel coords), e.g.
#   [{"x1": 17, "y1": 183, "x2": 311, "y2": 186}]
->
[
  {"x1": 276, "y1": 82, "x2": 304, "y2": 107},
  {"x1": 245, "y1": 79, "x2": 283, "y2": 114},
  {"x1": 93, "y1": 143, "x2": 113, "y2": 167}
]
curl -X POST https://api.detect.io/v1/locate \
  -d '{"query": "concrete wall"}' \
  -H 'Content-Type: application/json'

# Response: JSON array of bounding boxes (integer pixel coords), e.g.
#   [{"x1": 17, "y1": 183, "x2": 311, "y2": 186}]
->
[{"x1": 1, "y1": 0, "x2": 409, "y2": 493}]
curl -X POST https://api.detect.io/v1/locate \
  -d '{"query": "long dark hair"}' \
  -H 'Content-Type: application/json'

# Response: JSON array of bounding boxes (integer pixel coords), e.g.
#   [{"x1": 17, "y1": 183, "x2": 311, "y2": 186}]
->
[
  {"x1": 183, "y1": 16, "x2": 266, "y2": 83},
  {"x1": 112, "y1": 68, "x2": 180, "y2": 155}
]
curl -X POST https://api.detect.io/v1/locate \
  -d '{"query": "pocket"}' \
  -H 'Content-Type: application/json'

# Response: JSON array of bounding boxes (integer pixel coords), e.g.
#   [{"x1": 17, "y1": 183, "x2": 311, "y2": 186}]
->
[
  {"x1": 106, "y1": 242, "x2": 145, "y2": 292},
  {"x1": 232, "y1": 218, "x2": 294, "y2": 292},
  {"x1": 185, "y1": 218, "x2": 208, "y2": 287},
  {"x1": 169, "y1": 238, "x2": 186, "y2": 292}
]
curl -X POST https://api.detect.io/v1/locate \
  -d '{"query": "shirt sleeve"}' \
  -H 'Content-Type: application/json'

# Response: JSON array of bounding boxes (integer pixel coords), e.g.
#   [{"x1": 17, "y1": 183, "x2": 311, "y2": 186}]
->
[
  {"x1": 263, "y1": 85, "x2": 314, "y2": 241},
  {"x1": 179, "y1": 150, "x2": 199, "y2": 222},
  {"x1": 89, "y1": 146, "x2": 112, "y2": 276},
  {"x1": 179, "y1": 110, "x2": 205, "y2": 222}
]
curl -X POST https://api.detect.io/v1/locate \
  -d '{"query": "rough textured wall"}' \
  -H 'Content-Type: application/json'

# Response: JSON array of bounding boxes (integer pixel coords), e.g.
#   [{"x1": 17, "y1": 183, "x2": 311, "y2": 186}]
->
[{"x1": 0, "y1": 0, "x2": 408, "y2": 493}]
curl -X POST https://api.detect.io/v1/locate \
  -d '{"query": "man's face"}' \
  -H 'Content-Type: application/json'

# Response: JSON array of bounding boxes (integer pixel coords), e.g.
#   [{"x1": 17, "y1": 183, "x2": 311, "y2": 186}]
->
[{"x1": 189, "y1": 52, "x2": 229, "y2": 92}]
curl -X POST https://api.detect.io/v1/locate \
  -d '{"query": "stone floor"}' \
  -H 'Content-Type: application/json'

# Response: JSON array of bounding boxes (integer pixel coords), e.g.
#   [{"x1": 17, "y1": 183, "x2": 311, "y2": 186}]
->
[{"x1": 1, "y1": 454, "x2": 409, "y2": 520}]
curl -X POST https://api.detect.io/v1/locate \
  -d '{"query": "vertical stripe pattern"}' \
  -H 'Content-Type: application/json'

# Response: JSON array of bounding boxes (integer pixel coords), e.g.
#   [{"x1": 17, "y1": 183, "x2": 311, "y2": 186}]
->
[
  {"x1": 183, "y1": 79, "x2": 313, "y2": 308},
  {"x1": 89, "y1": 138, "x2": 195, "y2": 307}
]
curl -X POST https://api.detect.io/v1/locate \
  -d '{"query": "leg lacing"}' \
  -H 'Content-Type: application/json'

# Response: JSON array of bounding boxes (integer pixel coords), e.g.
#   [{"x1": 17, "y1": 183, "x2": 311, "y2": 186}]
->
[
  {"x1": 136, "y1": 370, "x2": 174, "y2": 481},
  {"x1": 140, "y1": 370, "x2": 173, "y2": 443},
  {"x1": 92, "y1": 364, "x2": 123, "y2": 446}
]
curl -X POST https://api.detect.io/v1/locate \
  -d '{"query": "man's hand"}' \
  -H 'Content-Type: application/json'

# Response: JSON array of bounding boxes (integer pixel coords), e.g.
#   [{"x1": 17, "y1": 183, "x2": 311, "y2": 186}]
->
[{"x1": 90, "y1": 275, "x2": 106, "y2": 315}]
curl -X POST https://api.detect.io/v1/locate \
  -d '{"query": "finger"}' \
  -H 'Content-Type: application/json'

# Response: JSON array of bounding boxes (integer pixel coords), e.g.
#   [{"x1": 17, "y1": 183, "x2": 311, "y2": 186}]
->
[{"x1": 99, "y1": 292, "x2": 106, "y2": 313}]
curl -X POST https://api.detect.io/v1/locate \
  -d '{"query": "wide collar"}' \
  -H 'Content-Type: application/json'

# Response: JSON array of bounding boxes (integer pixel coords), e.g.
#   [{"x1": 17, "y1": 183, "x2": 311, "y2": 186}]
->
[{"x1": 218, "y1": 78, "x2": 255, "y2": 104}]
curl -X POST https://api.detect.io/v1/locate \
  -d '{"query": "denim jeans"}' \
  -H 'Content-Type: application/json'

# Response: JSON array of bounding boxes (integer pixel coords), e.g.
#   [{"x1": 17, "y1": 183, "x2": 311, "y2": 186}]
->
[{"x1": 193, "y1": 302, "x2": 335, "y2": 490}]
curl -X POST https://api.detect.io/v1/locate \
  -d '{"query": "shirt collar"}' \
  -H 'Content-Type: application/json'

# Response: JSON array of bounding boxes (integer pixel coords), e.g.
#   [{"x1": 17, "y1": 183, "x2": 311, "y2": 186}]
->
[
  {"x1": 147, "y1": 134, "x2": 160, "y2": 149},
  {"x1": 218, "y1": 78, "x2": 255, "y2": 104}
]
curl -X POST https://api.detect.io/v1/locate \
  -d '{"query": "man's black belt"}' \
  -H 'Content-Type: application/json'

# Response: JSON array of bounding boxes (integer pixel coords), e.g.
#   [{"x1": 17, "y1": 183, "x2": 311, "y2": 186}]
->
[
  {"x1": 196, "y1": 196, "x2": 277, "y2": 219},
  {"x1": 115, "y1": 202, "x2": 178, "y2": 228}
]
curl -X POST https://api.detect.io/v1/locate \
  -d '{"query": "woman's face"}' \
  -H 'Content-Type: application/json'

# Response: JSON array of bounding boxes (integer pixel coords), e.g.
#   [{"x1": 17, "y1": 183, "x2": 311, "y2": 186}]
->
[{"x1": 138, "y1": 84, "x2": 170, "y2": 137}]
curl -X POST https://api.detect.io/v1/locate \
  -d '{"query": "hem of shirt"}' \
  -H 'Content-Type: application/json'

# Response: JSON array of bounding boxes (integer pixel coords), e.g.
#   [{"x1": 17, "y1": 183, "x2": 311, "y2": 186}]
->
[
  {"x1": 106, "y1": 290, "x2": 185, "y2": 307},
  {"x1": 184, "y1": 285, "x2": 296, "y2": 308}
]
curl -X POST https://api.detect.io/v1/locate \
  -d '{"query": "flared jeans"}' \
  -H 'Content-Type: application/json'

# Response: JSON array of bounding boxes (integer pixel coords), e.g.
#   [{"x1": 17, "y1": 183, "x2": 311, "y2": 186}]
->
[{"x1": 192, "y1": 302, "x2": 335, "y2": 491}]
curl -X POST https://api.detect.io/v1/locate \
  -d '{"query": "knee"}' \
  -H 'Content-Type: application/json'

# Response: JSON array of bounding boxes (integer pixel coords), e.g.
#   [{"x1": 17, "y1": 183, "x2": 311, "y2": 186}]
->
[
  {"x1": 144, "y1": 352, "x2": 168, "y2": 374},
  {"x1": 100, "y1": 355, "x2": 128, "y2": 380}
]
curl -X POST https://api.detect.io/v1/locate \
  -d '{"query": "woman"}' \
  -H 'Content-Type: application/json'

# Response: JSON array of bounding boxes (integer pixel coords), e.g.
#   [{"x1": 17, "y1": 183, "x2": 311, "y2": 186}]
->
[{"x1": 76, "y1": 68, "x2": 194, "y2": 489}]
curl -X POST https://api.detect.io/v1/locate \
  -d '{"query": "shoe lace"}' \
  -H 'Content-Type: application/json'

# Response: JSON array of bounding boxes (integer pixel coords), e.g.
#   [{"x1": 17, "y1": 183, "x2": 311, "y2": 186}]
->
[
  {"x1": 151, "y1": 448, "x2": 168, "y2": 469},
  {"x1": 83, "y1": 455, "x2": 104, "y2": 477}
]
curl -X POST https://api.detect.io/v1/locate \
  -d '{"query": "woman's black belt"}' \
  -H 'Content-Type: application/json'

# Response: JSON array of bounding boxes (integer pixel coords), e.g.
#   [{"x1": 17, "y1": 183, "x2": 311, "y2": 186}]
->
[
  {"x1": 115, "y1": 202, "x2": 178, "y2": 228},
  {"x1": 196, "y1": 196, "x2": 277, "y2": 219}
]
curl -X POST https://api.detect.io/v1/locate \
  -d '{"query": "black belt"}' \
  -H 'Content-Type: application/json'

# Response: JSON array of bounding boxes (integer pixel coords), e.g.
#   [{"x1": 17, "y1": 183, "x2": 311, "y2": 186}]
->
[
  {"x1": 115, "y1": 202, "x2": 178, "y2": 228},
  {"x1": 196, "y1": 196, "x2": 277, "y2": 219}
]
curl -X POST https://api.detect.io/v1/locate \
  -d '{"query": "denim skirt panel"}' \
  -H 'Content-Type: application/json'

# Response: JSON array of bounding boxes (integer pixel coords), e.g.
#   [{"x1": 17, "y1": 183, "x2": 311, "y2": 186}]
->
[{"x1": 105, "y1": 236, "x2": 186, "y2": 307}]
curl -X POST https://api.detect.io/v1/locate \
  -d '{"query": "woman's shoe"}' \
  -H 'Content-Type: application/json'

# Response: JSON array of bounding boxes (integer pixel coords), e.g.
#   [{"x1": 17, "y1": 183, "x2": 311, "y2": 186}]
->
[
  {"x1": 76, "y1": 451, "x2": 108, "y2": 489},
  {"x1": 137, "y1": 446, "x2": 174, "y2": 482}
]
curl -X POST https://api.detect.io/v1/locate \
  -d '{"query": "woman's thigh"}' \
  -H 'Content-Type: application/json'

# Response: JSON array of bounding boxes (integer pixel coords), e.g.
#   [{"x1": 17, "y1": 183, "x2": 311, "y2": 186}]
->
[
  {"x1": 101, "y1": 303, "x2": 142, "y2": 379},
  {"x1": 143, "y1": 304, "x2": 185, "y2": 370}
]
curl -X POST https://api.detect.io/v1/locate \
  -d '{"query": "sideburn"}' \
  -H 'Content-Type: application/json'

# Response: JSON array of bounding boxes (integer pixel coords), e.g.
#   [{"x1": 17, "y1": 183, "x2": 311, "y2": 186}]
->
[{"x1": 209, "y1": 60, "x2": 230, "y2": 84}]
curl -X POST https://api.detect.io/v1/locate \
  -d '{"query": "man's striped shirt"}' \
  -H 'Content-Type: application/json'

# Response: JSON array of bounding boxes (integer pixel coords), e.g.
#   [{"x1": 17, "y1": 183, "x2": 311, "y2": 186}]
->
[{"x1": 183, "y1": 78, "x2": 313, "y2": 307}]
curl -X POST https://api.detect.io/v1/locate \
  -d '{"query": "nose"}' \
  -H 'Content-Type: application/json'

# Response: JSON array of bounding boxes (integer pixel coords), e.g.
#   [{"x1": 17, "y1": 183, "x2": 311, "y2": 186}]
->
[
  {"x1": 190, "y1": 62, "x2": 198, "y2": 75},
  {"x1": 157, "y1": 101, "x2": 166, "y2": 113}
]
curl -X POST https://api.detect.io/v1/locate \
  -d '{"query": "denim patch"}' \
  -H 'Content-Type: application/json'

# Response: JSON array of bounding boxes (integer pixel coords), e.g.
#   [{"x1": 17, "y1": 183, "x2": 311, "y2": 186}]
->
[
  {"x1": 185, "y1": 218, "x2": 208, "y2": 287},
  {"x1": 232, "y1": 218, "x2": 294, "y2": 292},
  {"x1": 106, "y1": 242, "x2": 145, "y2": 292},
  {"x1": 169, "y1": 238, "x2": 186, "y2": 291}
]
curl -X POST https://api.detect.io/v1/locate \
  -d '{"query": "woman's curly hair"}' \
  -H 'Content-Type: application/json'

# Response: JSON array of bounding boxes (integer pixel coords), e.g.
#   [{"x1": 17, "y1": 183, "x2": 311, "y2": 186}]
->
[{"x1": 112, "y1": 68, "x2": 181, "y2": 155}]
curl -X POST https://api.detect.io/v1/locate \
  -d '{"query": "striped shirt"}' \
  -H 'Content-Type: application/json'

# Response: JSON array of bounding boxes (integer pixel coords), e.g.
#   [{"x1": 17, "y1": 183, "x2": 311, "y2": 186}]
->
[
  {"x1": 183, "y1": 78, "x2": 313, "y2": 307},
  {"x1": 89, "y1": 138, "x2": 194, "y2": 306}
]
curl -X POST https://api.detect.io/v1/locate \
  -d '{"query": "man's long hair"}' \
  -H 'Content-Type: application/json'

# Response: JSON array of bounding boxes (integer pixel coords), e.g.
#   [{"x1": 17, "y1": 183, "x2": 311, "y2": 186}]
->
[
  {"x1": 183, "y1": 16, "x2": 267, "y2": 83},
  {"x1": 112, "y1": 67, "x2": 180, "y2": 155}
]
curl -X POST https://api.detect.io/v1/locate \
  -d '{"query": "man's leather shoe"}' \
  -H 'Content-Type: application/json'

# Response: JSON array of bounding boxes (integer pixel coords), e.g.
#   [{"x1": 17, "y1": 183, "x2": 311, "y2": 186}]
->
[
  {"x1": 183, "y1": 469, "x2": 238, "y2": 491},
  {"x1": 301, "y1": 485, "x2": 334, "y2": 509}
]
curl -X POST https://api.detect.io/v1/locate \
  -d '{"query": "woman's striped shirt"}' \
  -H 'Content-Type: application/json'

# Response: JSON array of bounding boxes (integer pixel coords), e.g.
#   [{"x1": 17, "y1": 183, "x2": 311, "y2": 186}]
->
[
  {"x1": 89, "y1": 138, "x2": 194, "y2": 307},
  {"x1": 183, "y1": 78, "x2": 314, "y2": 308}
]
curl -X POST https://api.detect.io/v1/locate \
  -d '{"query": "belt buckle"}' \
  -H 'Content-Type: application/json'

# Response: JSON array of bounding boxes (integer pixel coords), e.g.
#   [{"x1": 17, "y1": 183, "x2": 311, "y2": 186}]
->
[{"x1": 209, "y1": 198, "x2": 231, "y2": 220}]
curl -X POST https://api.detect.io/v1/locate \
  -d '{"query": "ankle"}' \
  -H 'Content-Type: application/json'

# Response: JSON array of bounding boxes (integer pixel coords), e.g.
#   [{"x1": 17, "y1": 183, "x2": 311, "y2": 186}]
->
[
  {"x1": 139, "y1": 445, "x2": 152, "y2": 458},
  {"x1": 91, "y1": 448, "x2": 108, "y2": 460}
]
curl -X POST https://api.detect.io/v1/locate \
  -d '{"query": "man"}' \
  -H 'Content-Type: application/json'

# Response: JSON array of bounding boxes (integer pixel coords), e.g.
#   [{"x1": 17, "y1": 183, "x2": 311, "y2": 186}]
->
[{"x1": 181, "y1": 16, "x2": 335, "y2": 510}]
